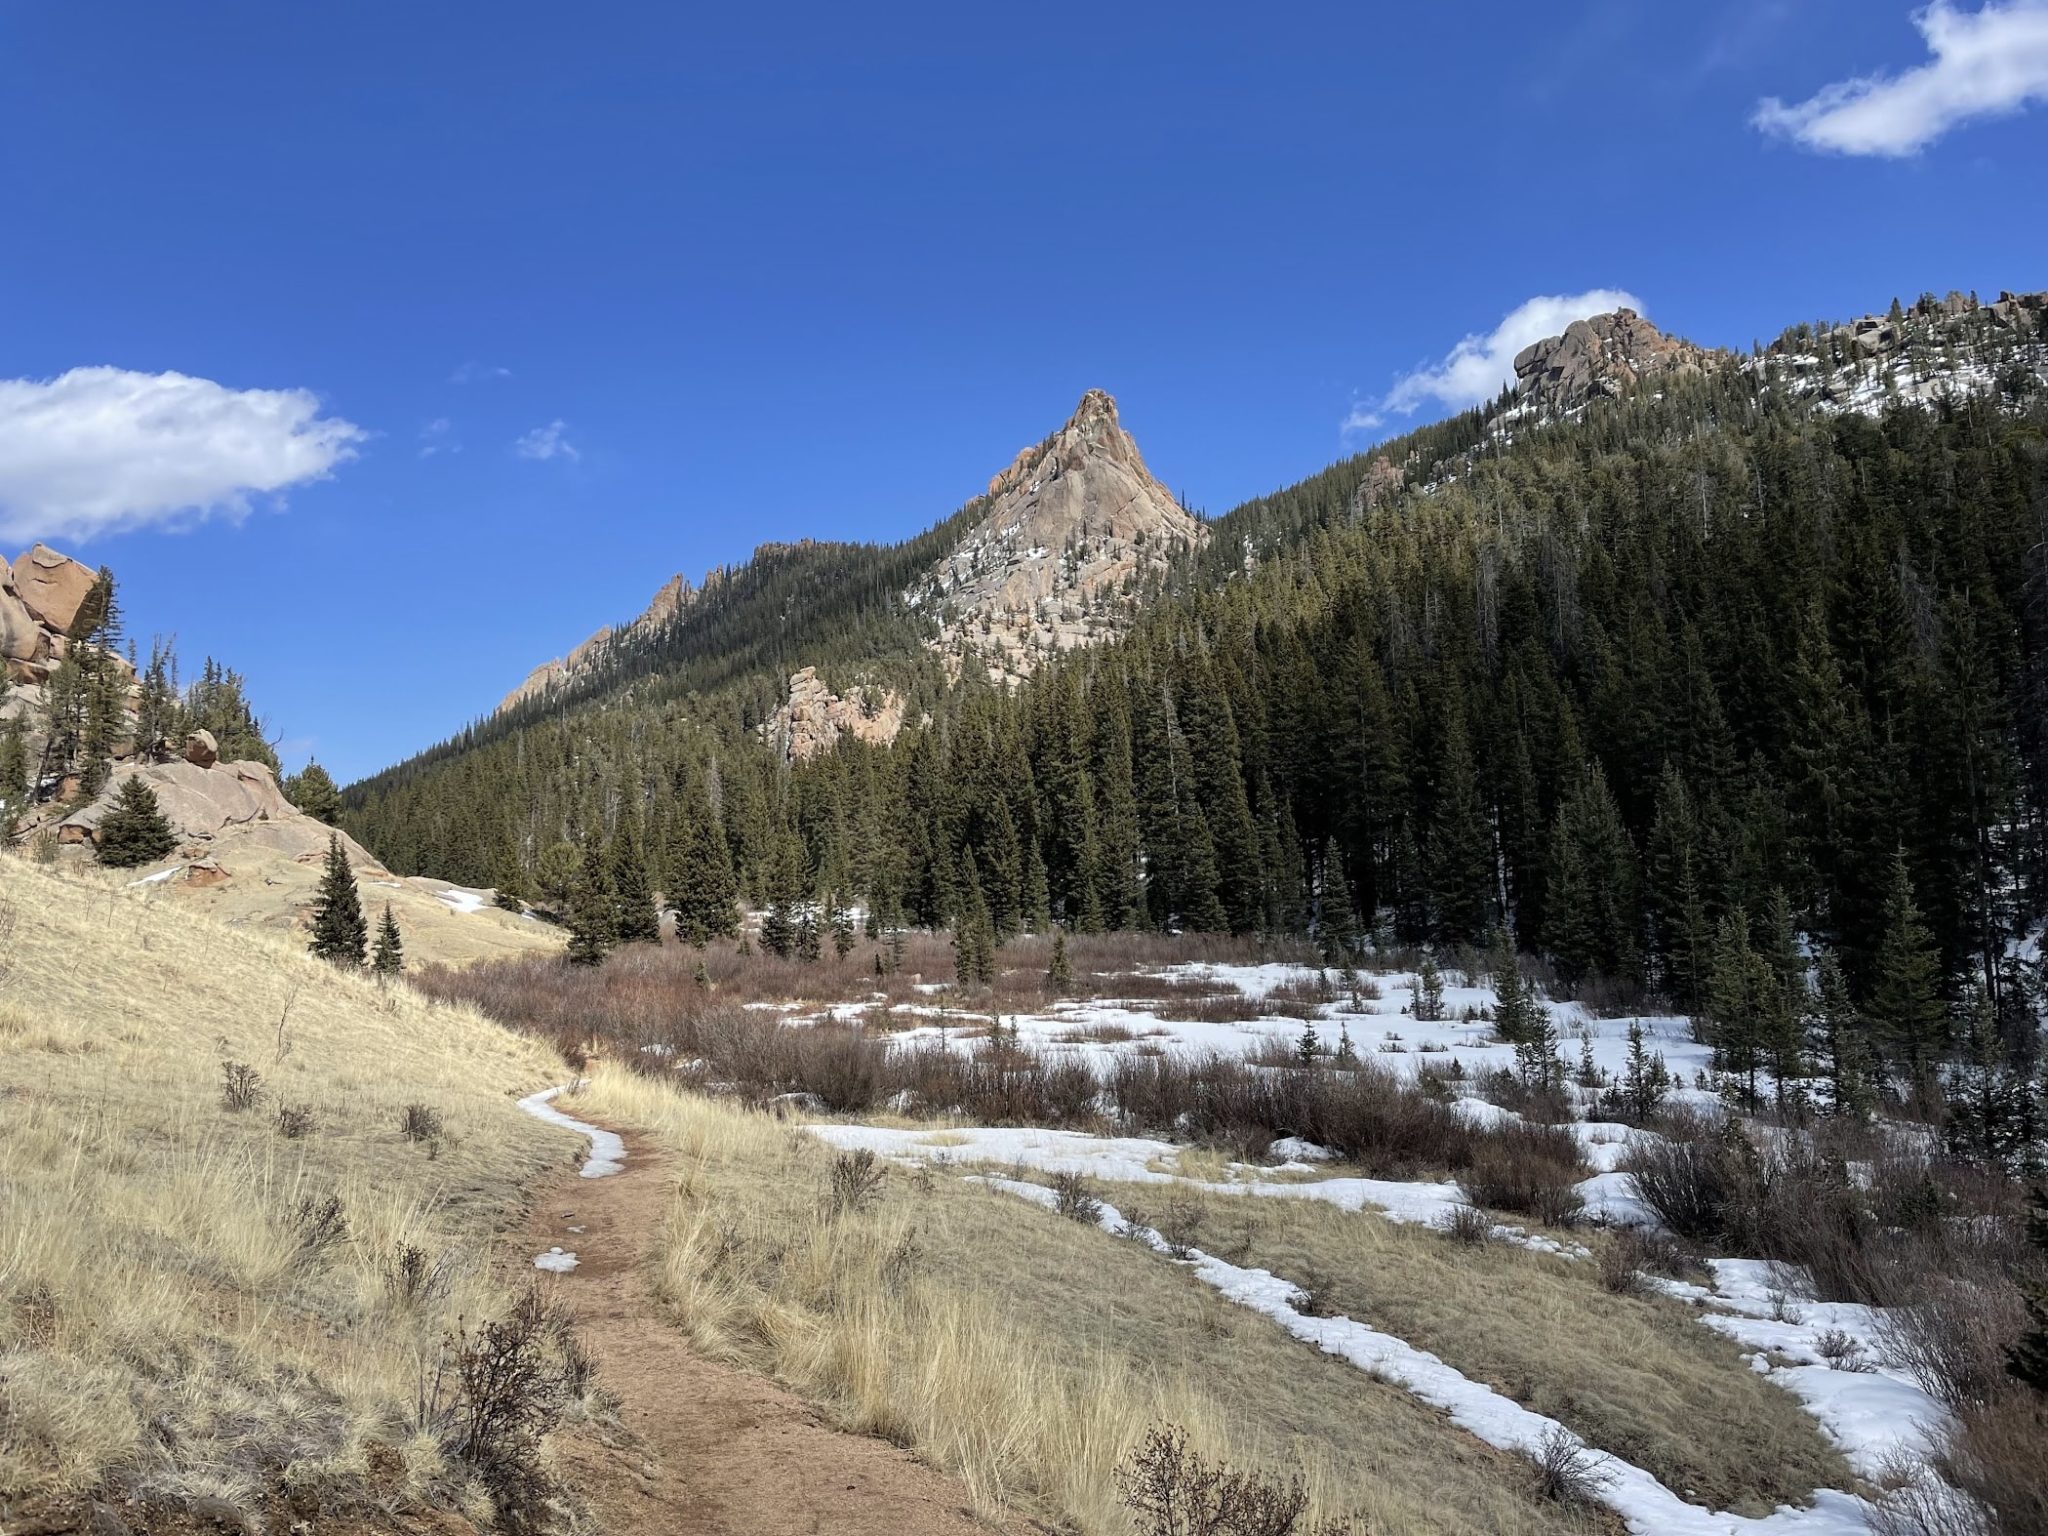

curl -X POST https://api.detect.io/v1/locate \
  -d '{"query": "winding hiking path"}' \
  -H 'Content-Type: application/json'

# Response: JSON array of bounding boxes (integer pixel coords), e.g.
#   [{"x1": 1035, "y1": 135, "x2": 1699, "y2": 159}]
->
[{"x1": 514, "y1": 1089, "x2": 1029, "y2": 1536}]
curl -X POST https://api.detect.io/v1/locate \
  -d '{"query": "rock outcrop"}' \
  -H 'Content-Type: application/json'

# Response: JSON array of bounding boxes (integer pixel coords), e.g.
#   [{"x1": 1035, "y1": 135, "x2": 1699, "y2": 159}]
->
[
  {"x1": 909, "y1": 389, "x2": 1207, "y2": 686},
  {"x1": 57, "y1": 758, "x2": 381, "y2": 868},
  {"x1": 1, "y1": 545, "x2": 98, "y2": 684},
  {"x1": 763, "y1": 665, "x2": 909, "y2": 763},
  {"x1": 497, "y1": 571, "x2": 699, "y2": 713},
  {"x1": 1511, "y1": 310, "x2": 1723, "y2": 416},
  {"x1": 1759, "y1": 289, "x2": 2048, "y2": 410}
]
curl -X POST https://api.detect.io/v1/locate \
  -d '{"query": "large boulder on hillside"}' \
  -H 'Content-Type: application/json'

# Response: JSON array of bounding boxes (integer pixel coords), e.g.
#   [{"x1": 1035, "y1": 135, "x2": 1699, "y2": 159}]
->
[
  {"x1": 184, "y1": 729, "x2": 219, "y2": 768},
  {"x1": 56, "y1": 759, "x2": 382, "y2": 868},
  {"x1": 12, "y1": 544, "x2": 97, "y2": 634}
]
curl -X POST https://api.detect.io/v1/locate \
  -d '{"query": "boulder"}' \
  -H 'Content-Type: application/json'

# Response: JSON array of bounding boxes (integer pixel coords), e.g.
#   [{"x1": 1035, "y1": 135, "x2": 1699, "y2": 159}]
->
[
  {"x1": 184, "y1": 729, "x2": 219, "y2": 768},
  {"x1": 0, "y1": 586, "x2": 44, "y2": 666},
  {"x1": 58, "y1": 759, "x2": 381, "y2": 868},
  {"x1": 11, "y1": 544, "x2": 97, "y2": 634},
  {"x1": 185, "y1": 858, "x2": 229, "y2": 888}
]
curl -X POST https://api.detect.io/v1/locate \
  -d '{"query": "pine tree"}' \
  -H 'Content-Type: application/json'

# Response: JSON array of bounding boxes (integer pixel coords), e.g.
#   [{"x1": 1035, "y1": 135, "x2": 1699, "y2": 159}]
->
[
  {"x1": 1414, "y1": 953, "x2": 1445, "y2": 1022},
  {"x1": 1, "y1": 715, "x2": 33, "y2": 825},
  {"x1": 1427, "y1": 701, "x2": 1494, "y2": 945},
  {"x1": 284, "y1": 761, "x2": 343, "y2": 824},
  {"x1": 1493, "y1": 959, "x2": 1541, "y2": 1047},
  {"x1": 1545, "y1": 759, "x2": 1640, "y2": 987},
  {"x1": 1812, "y1": 952, "x2": 1874, "y2": 1119},
  {"x1": 2010, "y1": 1184, "x2": 2048, "y2": 1394},
  {"x1": 829, "y1": 896, "x2": 856, "y2": 960},
  {"x1": 309, "y1": 832, "x2": 369, "y2": 966},
  {"x1": 1708, "y1": 910, "x2": 1771, "y2": 1107},
  {"x1": 492, "y1": 840, "x2": 530, "y2": 912},
  {"x1": 372, "y1": 903, "x2": 404, "y2": 975},
  {"x1": 95, "y1": 775, "x2": 178, "y2": 867},
  {"x1": 1944, "y1": 986, "x2": 2030, "y2": 1170},
  {"x1": 1047, "y1": 929, "x2": 1072, "y2": 993},
  {"x1": 668, "y1": 772, "x2": 740, "y2": 943},
  {"x1": 759, "y1": 835, "x2": 805, "y2": 960},
  {"x1": 1868, "y1": 852, "x2": 1947, "y2": 1087},
  {"x1": 566, "y1": 839, "x2": 618, "y2": 966},
  {"x1": 1617, "y1": 1019, "x2": 1670, "y2": 1124},
  {"x1": 610, "y1": 819, "x2": 662, "y2": 945},
  {"x1": 953, "y1": 853, "x2": 997, "y2": 987}
]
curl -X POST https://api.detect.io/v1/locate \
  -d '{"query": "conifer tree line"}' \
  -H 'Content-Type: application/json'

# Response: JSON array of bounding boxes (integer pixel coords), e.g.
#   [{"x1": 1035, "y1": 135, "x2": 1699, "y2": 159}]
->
[{"x1": 344, "y1": 354, "x2": 2048, "y2": 1112}]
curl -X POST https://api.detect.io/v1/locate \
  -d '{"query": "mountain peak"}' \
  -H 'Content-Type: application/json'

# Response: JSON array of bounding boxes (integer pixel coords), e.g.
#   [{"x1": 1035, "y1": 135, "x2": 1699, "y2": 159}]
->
[
  {"x1": 922, "y1": 390, "x2": 1206, "y2": 688},
  {"x1": 987, "y1": 388, "x2": 1143, "y2": 499},
  {"x1": 1511, "y1": 309, "x2": 1722, "y2": 415}
]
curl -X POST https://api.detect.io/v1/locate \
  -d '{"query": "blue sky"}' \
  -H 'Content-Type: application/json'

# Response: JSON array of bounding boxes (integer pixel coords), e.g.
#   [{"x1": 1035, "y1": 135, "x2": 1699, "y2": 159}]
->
[{"x1": 2, "y1": 1, "x2": 2044, "y2": 782}]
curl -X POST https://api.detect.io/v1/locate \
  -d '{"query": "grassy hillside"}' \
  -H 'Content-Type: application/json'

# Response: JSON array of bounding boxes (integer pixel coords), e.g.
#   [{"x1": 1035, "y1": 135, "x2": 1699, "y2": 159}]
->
[{"x1": 0, "y1": 854, "x2": 585, "y2": 1525}]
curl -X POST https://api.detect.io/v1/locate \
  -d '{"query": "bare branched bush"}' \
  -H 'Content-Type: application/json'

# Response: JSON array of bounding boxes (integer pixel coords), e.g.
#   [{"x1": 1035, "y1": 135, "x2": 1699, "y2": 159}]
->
[
  {"x1": 1289, "y1": 1266, "x2": 1338, "y2": 1318},
  {"x1": 219, "y1": 1058, "x2": 263, "y2": 1111},
  {"x1": 1052, "y1": 1170, "x2": 1104, "y2": 1226},
  {"x1": 827, "y1": 1148, "x2": 885, "y2": 1215},
  {"x1": 1116, "y1": 1423, "x2": 1356, "y2": 1536},
  {"x1": 420, "y1": 1284, "x2": 586, "y2": 1535},
  {"x1": 1530, "y1": 1424, "x2": 1611, "y2": 1506},
  {"x1": 274, "y1": 1101, "x2": 314, "y2": 1139},
  {"x1": 1438, "y1": 1204, "x2": 1494, "y2": 1247},
  {"x1": 399, "y1": 1101, "x2": 445, "y2": 1142},
  {"x1": 1814, "y1": 1328, "x2": 1873, "y2": 1372},
  {"x1": 1462, "y1": 1121, "x2": 1587, "y2": 1227},
  {"x1": 1877, "y1": 1276, "x2": 2031, "y2": 1408},
  {"x1": 1158, "y1": 1197, "x2": 1206, "y2": 1260},
  {"x1": 293, "y1": 1192, "x2": 349, "y2": 1255},
  {"x1": 383, "y1": 1242, "x2": 452, "y2": 1310}
]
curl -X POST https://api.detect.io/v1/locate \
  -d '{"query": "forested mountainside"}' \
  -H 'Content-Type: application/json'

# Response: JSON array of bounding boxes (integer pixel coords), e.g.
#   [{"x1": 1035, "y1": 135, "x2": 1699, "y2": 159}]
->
[{"x1": 345, "y1": 289, "x2": 2048, "y2": 1037}]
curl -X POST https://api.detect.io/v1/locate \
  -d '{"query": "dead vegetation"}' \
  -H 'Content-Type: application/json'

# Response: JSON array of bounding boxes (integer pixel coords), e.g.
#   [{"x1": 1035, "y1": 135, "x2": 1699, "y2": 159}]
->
[
  {"x1": 0, "y1": 855, "x2": 577, "y2": 1525},
  {"x1": 1076, "y1": 1173, "x2": 1850, "y2": 1516},
  {"x1": 575, "y1": 1064, "x2": 1607, "y2": 1536}
]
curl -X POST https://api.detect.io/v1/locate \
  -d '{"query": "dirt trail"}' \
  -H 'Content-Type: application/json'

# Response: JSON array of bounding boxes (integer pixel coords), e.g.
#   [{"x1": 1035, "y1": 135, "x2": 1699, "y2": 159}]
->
[{"x1": 520, "y1": 1126, "x2": 1034, "y2": 1536}]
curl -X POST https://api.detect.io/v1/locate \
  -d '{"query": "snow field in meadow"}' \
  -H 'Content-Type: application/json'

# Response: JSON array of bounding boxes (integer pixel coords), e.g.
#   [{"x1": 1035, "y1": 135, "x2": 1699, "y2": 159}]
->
[{"x1": 975, "y1": 1176, "x2": 1897, "y2": 1536}]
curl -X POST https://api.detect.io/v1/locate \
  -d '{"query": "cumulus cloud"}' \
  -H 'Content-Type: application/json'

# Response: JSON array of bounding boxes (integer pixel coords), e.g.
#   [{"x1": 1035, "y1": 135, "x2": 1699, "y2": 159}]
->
[
  {"x1": 1754, "y1": 0, "x2": 2048, "y2": 155},
  {"x1": 0, "y1": 366, "x2": 364, "y2": 543},
  {"x1": 450, "y1": 360, "x2": 512, "y2": 384},
  {"x1": 514, "y1": 420, "x2": 579, "y2": 462},
  {"x1": 1345, "y1": 288, "x2": 1642, "y2": 434}
]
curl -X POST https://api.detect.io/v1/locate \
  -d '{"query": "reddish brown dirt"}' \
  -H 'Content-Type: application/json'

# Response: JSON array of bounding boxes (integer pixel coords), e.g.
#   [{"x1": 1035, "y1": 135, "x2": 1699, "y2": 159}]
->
[{"x1": 524, "y1": 1134, "x2": 1037, "y2": 1536}]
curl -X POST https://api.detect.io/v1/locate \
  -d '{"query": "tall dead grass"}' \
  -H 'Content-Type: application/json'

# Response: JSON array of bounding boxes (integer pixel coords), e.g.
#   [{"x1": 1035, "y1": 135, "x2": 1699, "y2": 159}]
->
[
  {"x1": 575, "y1": 1065, "x2": 1598, "y2": 1536},
  {"x1": 0, "y1": 857, "x2": 573, "y2": 1512}
]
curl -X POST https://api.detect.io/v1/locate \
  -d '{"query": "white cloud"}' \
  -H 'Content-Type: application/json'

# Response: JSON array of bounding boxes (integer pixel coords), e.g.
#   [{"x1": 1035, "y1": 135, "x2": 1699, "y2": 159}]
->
[
  {"x1": 1346, "y1": 289, "x2": 1643, "y2": 434},
  {"x1": 418, "y1": 417, "x2": 458, "y2": 458},
  {"x1": 0, "y1": 366, "x2": 364, "y2": 543},
  {"x1": 450, "y1": 360, "x2": 512, "y2": 384},
  {"x1": 1753, "y1": 1, "x2": 2048, "y2": 156},
  {"x1": 514, "y1": 419, "x2": 579, "y2": 462}
]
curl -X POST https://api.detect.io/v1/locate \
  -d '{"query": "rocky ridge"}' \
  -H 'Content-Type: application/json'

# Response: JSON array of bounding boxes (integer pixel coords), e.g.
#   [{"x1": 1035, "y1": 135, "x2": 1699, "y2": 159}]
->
[
  {"x1": 1349, "y1": 288, "x2": 2048, "y2": 529},
  {"x1": 1761, "y1": 288, "x2": 2048, "y2": 414},
  {"x1": 907, "y1": 388, "x2": 1206, "y2": 687},
  {"x1": 498, "y1": 570, "x2": 699, "y2": 712}
]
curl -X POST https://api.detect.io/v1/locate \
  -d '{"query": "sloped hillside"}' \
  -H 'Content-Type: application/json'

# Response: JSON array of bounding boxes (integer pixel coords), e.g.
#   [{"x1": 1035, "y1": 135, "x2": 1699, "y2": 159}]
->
[{"x1": 0, "y1": 853, "x2": 584, "y2": 1529}]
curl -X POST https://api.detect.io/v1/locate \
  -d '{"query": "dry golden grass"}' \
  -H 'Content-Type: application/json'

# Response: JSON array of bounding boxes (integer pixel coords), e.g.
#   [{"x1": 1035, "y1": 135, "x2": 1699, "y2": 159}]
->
[
  {"x1": 131, "y1": 839, "x2": 565, "y2": 969},
  {"x1": 577, "y1": 1064, "x2": 1615, "y2": 1536},
  {"x1": 1085, "y1": 1178, "x2": 1851, "y2": 1517},
  {"x1": 0, "y1": 855, "x2": 577, "y2": 1507}
]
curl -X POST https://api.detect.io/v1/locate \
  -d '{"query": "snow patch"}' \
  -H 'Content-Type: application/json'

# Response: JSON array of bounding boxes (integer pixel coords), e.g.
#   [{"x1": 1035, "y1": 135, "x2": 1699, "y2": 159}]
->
[{"x1": 517, "y1": 1085, "x2": 626, "y2": 1178}]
